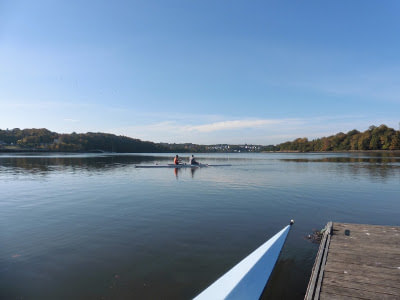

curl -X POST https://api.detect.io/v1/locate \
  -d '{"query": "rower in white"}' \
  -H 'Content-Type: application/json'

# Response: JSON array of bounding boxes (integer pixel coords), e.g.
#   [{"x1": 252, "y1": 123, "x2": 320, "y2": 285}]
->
[{"x1": 189, "y1": 155, "x2": 199, "y2": 165}]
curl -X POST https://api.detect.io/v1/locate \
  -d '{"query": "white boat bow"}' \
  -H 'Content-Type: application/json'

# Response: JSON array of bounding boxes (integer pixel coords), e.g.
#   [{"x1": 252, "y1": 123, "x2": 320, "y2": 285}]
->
[{"x1": 194, "y1": 221, "x2": 294, "y2": 300}]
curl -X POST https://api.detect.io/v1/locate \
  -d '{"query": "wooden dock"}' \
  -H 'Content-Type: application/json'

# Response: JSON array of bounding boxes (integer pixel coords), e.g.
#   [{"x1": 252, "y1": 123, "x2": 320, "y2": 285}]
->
[{"x1": 305, "y1": 222, "x2": 400, "y2": 299}]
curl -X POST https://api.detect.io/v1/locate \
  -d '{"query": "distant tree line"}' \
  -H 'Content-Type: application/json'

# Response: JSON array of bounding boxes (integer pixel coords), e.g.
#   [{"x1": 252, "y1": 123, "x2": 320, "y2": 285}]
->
[
  {"x1": 0, "y1": 128, "x2": 58, "y2": 145},
  {"x1": 0, "y1": 128, "x2": 164, "y2": 152},
  {"x1": 275, "y1": 125, "x2": 400, "y2": 152},
  {"x1": 0, "y1": 129, "x2": 262, "y2": 153},
  {"x1": 162, "y1": 143, "x2": 208, "y2": 153},
  {"x1": 1, "y1": 124, "x2": 399, "y2": 153}
]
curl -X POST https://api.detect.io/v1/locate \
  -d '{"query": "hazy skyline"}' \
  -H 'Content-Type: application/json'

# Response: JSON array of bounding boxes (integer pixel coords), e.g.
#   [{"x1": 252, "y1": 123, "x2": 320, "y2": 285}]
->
[{"x1": 1, "y1": 1, "x2": 400, "y2": 144}]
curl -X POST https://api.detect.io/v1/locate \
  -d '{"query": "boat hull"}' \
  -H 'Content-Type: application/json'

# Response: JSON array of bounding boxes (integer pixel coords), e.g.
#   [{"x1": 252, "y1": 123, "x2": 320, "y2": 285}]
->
[
  {"x1": 194, "y1": 224, "x2": 292, "y2": 300},
  {"x1": 135, "y1": 164, "x2": 231, "y2": 168}
]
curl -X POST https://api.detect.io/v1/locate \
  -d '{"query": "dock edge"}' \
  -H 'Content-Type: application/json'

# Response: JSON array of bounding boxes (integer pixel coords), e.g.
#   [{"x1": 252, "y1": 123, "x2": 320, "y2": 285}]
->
[{"x1": 304, "y1": 221, "x2": 332, "y2": 300}]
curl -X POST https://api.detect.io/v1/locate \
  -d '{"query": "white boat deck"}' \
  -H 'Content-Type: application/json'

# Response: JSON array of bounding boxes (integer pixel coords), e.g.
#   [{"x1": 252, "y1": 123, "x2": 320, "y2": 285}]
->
[{"x1": 194, "y1": 223, "x2": 293, "y2": 300}]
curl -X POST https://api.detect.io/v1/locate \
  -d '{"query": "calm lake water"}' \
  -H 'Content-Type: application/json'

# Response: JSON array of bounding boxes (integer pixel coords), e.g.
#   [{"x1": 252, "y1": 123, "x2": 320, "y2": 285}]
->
[{"x1": 1, "y1": 152, "x2": 400, "y2": 299}]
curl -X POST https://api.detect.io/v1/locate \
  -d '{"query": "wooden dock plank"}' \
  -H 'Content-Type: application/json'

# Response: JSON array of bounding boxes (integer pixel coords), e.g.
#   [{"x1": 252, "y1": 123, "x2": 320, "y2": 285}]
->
[
  {"x1": 331, "y1": 232, "x2": 400, "y2": 243},
  {"x1": 328, "y1": 249, "x2": 400, "y2": 261},
  {"x1": 319, "y1": 292, "x2": 362, "y2": 300},
  {"x1": 321, "y1": 284, "x2": 399, "y2": 300},
  {"x1": 323, "y1": 271, "x2": 400, "y2": 289},
  {"x1": 304, "y1": 222, "x2": 332, "y2": 300},
  {"x1": 325, "y1": 261, "x2": 400, "y2": 276},
  {"x1": 326, "y1": 253, "x2": 399, "y2": 269},
  {"x1": 333, "y1": 223, "x2": 400, "y2": 231},
  {"x1": 314, "y1": 226, "x2": 331, "y2": 298},
  {"x1": 331, "y1": 236, "x2": 400, "y2": 247},
  {"x1": 322, "y1": 277, "x2": 400, "y2": 295},
  {"x1": 328, "y1": 243, "x2": 400, "y2": 255},
  {"x1": 329, "y1": 245, "x2": 400, "y2": 259},
  {"x1": 305, "y1": 222, "x2": 400, "y2": 300}
]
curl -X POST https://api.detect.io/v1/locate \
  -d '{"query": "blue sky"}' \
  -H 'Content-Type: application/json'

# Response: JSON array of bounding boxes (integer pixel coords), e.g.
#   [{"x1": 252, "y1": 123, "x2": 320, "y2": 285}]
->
[{"x1": 1, "y1": 1, "x2": 400, "y2": 144}]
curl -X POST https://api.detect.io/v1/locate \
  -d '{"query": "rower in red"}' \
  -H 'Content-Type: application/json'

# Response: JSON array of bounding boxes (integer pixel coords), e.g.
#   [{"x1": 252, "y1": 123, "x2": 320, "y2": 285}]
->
[{"x1": 173, "y1": 155, "x2": 180, "y2": 165}]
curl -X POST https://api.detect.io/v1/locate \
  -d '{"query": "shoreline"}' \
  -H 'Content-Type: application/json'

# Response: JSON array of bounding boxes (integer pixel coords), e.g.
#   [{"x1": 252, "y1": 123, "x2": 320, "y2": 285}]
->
[
  {"x1": 264, "y1": 149, "x2": 400, "y2": 153},
  {"x1": 1, "y1": 149, "x2": 400, "y2": 154}
]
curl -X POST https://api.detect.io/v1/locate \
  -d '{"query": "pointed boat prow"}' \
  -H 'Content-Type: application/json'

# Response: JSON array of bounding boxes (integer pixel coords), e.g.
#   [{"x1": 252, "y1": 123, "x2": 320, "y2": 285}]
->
[{"x1": 194, "y1": 220, "x2": 294, "y2": 300}]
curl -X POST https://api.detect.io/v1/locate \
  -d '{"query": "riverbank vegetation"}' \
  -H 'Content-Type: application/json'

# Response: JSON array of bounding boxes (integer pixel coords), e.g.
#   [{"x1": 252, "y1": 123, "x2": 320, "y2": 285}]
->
[
  {"x1": 275, "y1": 125, "x2": 400, "y2": 152},
  {"x1": 0, "y1": 125, "x2": 399, "y2": 153},
  {"x1": 0, "y1": 128, "x2": 163, "y2": 152}
]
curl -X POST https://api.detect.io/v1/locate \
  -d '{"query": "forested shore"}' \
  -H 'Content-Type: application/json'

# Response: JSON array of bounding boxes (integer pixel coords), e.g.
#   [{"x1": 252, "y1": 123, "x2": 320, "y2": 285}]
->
[
  {"x1": 1, "y1": 124, "x2": 399, "y2": 153},
  {"x1": 275, "y1": 125, "x2": 400, "y2": 152},
  {"x1": 0, "y1": 129, "x2": 164, "y2": 153}
]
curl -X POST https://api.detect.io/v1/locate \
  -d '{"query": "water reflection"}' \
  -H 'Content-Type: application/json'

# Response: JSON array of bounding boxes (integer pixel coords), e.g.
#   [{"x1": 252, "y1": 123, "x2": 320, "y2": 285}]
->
[
  {"x1": 279, "y1": 154, "x2": 400, "y2": 180},
  {"x1": 0, "y1": 155, "x2": 168, "y2": 175},
  {"x1": 174, "y1": 167, "x2": 178, "y2": 179},
  {"x1": 1, "y1": 152, "x2": 400, "y2": 299},
  {"x1": 190, "y1": 167, "x2": 198, "y2": 178},
  {"x1": 173, "y1": 167, "x2": 199, "y2": 179},
  {"x1": 1, "y1": 153, "x2": 400, "y2": 181},
  {"x1": 261, "y1": 258, "x2": 310, "y2": 299},
  {"x1": 0, "y1": 154, "x2": 204, "y2": 179},
  {"x1": 280, "y1": 156, "x2": 400, "y2": 163}
]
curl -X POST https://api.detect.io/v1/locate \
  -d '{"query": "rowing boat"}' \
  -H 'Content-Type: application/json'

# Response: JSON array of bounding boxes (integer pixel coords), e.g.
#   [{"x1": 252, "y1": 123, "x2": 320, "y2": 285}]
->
[
  {"x1": 134, "y1": 164, "x2": 232, "y2": 168},
  {"x1": 194, "y1": 221, "x2": 294, "y2": 300}
]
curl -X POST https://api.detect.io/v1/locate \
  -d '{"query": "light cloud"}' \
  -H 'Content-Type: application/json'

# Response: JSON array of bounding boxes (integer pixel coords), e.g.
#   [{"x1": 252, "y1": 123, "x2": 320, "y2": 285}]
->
[
  {"x1": 2, "y1": 98, "x2": 398, "y2": 145},
  {"x1": 187, "y1": 119, "x2": 287, "y2": 133},
  {"x1": 110, "y1": 115, "x2": 400, "y2": 145}
]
